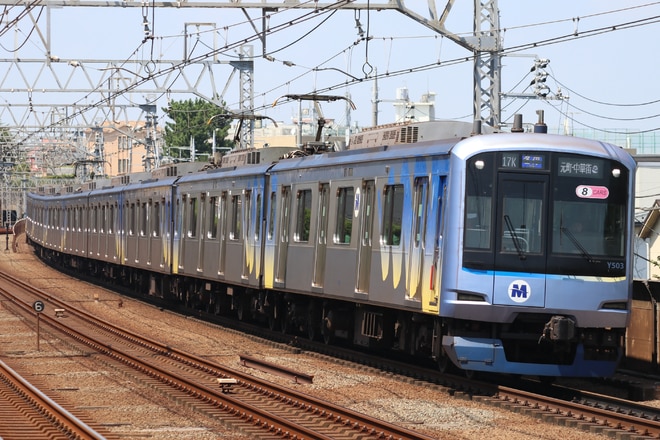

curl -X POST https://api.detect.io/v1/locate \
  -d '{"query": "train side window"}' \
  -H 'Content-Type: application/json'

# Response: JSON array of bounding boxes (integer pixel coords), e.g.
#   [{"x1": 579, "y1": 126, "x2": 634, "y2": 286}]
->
[
  {"x1": 268, "y1": 191, "x2": 276, "y2": 240},
  {"x1": 209, "y1": 196, "x2": 218, "y2": 239},
  {"x1": 294, "y1": 189, "x2": 312, "y2": 242},
  {"x1": 317, "y1": 184, "x2": 329, "y2": 245},
  {"x1": 230, "y1": 195, "x2": 242, "y2": 240},
  {"x1": 108, "y1": 205, "x2": 117, "y2": 233},
  {"x1": 381, "y1": 184, "x2": 404, "y2": 246},
  {"x1": 129, "y1": 203, "x2": 136, "y2": 236},
  {"x1": 174, "y1": 199, "x2": 181, "y2": 239},
  {"x1": 219, "y1": 193, "x2": 227, "y2": 240},
  {"x1": 255, "y1": 193, "x2": 262, "y2": 241},
  {"x1": 280, "y1": 187, "x2": 291, "y2": 244},
  {"x1": 334, "y1": 187, "x2": 354, "y2": 244},
  {"x1": 140, "y1": 202, "x2": 148, "y2": 237},
  {"x1": 109, "y1": 204, "x2": 115, "y2": 234},
  {"x1": 188, "y1": 197, "x2": 198, "y2": 238},
  {"x1": 199, "y1": 194, "x2": 207, "y2": 239},
  {"x1": 100, "y1": 205, "x2": 106, "y2": 234},
  {"x1": 152, "y1": 201, "x2": 160, "y2": 237},
  {"x1": 92, "y1": 205, "x2": 98, "y2": 233},
  {"x1": 413, "y1": 177, "x2": 428, "y2": 248},
  {"x1": 245, "y1": 190, "x2": 252, "y2": 241}
]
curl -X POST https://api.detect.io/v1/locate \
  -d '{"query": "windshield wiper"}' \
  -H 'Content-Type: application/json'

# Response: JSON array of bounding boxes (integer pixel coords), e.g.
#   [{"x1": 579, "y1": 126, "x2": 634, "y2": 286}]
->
[
  {"x1": 560, "y1": 227, "x2": 598, "y2": 264},
  {"x1": 503, "y1": 215, "x2": 526, "y2": 260}
]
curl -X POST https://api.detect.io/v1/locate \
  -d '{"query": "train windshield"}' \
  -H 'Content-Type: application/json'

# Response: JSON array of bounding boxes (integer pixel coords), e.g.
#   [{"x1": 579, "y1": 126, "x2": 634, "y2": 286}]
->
[{"x1": 463, "y1": 151, "x2": 629, "y2": 277}]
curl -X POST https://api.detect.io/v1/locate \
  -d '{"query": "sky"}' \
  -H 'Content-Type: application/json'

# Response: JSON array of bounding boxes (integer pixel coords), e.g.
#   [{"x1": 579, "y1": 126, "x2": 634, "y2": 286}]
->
[{"x1": 2, "y1": 0, "x2": 659, "y2": 140}]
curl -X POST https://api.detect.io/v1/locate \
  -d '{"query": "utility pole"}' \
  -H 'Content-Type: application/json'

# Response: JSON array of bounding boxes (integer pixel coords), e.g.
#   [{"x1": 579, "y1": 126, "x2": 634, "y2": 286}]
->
[
  {"x1": 501, "y1": 59, "x2": 568, "y2": 103},
  {"x1": 140, "y1": 104, "x2": 159, "y2": 172}
]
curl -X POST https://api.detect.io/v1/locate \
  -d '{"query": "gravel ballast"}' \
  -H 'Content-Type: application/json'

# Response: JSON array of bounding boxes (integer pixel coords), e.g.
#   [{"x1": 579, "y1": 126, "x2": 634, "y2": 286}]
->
[{"x1": 0, "y1": 241, "x2": 616, "y2": 439}]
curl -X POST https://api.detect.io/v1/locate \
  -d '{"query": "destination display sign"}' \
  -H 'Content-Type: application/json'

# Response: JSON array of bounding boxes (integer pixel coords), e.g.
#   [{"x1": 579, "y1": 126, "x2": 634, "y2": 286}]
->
[
  {"x1": 558, "y1": 157, "x2": 604, "y2": 179},
  {"x1": 499, "y1": 153, "x2": 605, "y2": 179},
  {"x1": 500, "y1": 153, "x2": 547, "y2": 171}
]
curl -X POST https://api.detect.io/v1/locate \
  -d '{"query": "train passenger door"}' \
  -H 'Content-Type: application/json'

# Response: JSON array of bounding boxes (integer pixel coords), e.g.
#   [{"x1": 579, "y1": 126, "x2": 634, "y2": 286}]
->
[
  {"x1": 118, "y1": 196, "x2": 127, "y2": 265},
  {"x1": 147, "y1": 199, "x2": 154, "y2": 266},
  {"x1": 197, "y1": 194, "x2": 205, "y2": 272},
  {"x1": 356, "y1": 180, "x2": 375, "y2": 294},
  {"x1": 423, "y1": 178, "x2": 446, "y2": 314},
  {"x1": 174, "y1": 195, "x2": 187, "y2": 274},
  {"x1": 242, "y1": 190, "x2": 251, "y2": 280},
  {"x1": 263, "y1": 190, "x2": 277, "y2": 288},
  {"x1": 124, "y1": 200, "x2": 135, "y2": 264},
  {"x1": 100, "y1": 204, "x2": 107, "y2": 258},
  {"x1": 177, "y1": 196, "x2": 186, "y2": 271},
  {"x1": 217, "y1": 192, "x2": 227, "y2": 276},
  {"x1": 252, "y1": 191, "x2": 263, "y2": 284},
  {"x1": 94, "y1": 204, "x2": 102, "y2": 257},
  {"x1": 153, "y1": 200, "x2": 163, "y2": 269},
  {"x1": 275, "y1": 186, "x2": 291, "y2": 284},
  {"x1": 313, "y1": 183, "x2": 329, "y2": 288},
  {"x1": 408, "y1": 177, "x2": 429, "y2": 301},
  {"x1": 492, "y1": 173, "x2": 548, "y2": 307}
]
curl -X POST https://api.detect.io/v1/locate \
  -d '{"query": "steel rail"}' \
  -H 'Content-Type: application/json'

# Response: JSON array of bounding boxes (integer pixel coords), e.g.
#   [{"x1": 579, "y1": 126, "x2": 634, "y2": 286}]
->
[
  {"x1": 0, "y1": 269, "x2": 437, "y2": 440},
  {"x1": 0, "y1": 359, "x2": 107, "y2": 439}
]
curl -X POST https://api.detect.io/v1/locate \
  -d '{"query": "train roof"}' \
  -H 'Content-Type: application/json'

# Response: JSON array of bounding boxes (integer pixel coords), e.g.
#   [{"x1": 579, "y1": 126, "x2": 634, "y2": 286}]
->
[
  {"x1": 268, "y1": 138, "x2": 457, "y2": 174},
  {"x1": 452, "y1": 132, "x2": 637, "y2": 170},
  {"x1": 348, "y1": 119, "x2": 495, "y2": 149},
  {"x1": 28, "y1": 121, "x2": 636, "y2": 199}
]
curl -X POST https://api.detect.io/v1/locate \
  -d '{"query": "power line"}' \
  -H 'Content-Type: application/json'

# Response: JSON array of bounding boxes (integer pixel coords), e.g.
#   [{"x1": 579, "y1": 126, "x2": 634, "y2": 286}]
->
[
  {"x1": 12, "y1": 1, "x2": 660, "y2": 142},
  {"x1": 551, "y1": 76, "x2": 660, "y2": 107}
]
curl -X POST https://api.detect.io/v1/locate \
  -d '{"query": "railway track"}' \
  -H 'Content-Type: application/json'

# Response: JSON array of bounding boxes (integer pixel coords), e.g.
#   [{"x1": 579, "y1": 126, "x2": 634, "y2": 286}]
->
[
  {"x1": 484, "y1": 385, "x2": 660, "y2": 439},
  {"x1": 0, "y1": 270, "x2": 437, "y2": 440},
  {"x1": 0, "y1": 358, "x2": 110, "y2": 439},
  {"x1": 6, "y1": 255, "x2": 660, "y2": 439}
]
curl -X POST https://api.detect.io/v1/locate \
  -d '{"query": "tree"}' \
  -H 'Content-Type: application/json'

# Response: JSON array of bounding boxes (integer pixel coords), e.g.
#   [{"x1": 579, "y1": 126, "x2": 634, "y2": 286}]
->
[
  {"x1": 652, "y1": 256, "x2": 660, "y2": 280},
  {"x1": 0, "y1": 124, "x2": 16, "y2": 163},
  {"x1": 161, "y1": 98, "x2": 232, "y2": 161}
]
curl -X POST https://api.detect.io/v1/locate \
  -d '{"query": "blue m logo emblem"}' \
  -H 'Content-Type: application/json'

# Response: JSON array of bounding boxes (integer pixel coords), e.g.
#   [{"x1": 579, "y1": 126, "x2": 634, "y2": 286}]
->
[
  {"x1": 510, "y1": 284, "x2": 528, "y2": 299},
  {"x1": 507, "y1": 279, "x2": 532, "y2": 303}
]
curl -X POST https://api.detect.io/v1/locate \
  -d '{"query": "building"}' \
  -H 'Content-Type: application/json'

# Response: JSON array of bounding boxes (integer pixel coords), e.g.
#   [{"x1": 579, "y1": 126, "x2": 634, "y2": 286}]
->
[
  {"x1": 83, "y1": 122, "x2": 161, "y2": 178},
  {"x1": 637, "y1": 199, "x2": 660, "y2": 280},
  {"x1": 634, "y1": 156, "x2": 660, "y2": 280}
]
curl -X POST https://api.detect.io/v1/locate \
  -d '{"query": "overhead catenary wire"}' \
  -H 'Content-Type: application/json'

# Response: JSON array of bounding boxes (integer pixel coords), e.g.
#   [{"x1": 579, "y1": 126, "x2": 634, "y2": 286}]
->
[
  {"x1": 12, "y1": 1, "x2": 660, "y2": 144},
  {"x1": 15, "y1": 1, "x2": 353, "y2": 146}
]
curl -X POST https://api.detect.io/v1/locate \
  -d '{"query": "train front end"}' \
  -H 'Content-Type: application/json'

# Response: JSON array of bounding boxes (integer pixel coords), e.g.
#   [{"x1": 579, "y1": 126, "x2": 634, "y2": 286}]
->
[{"x1": 440, "y1": 133, "x2": 636, "y2": 377}]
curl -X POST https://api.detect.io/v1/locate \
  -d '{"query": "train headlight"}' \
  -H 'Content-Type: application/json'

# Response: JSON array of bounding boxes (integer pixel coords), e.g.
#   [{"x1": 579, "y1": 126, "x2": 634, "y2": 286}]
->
[
  {"x1": 474, "y1": 160, "x2": 485, "y2": 170},
  {"x1": 612, "y1": 168, "x2": 621, "y2": 178}
]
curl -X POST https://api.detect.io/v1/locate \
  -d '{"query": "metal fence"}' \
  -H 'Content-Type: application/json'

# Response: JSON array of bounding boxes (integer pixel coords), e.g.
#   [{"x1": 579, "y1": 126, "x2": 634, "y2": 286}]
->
[{"x1": 567, "y1": 129, "x2": 660, "y2": 155}]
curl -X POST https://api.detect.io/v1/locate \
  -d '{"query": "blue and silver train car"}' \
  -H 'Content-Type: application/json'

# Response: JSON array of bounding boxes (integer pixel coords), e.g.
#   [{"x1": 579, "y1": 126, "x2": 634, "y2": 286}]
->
[
  {"x1": 440, "y1": 133, "x2": 634, "y2": 376},
  {"x1": 25, "y1": 120, "x2": 636, "y2": 377}
]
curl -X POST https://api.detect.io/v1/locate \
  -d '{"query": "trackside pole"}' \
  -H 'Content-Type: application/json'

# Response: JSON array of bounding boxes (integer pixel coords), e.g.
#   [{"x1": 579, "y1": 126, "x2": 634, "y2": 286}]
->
[{"x1": 32, "y1": 300, "x2": 44, "y2": 351}]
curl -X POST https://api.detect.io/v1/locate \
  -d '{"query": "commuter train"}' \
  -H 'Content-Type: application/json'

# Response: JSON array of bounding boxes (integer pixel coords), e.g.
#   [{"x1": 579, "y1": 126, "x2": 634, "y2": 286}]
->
[{"x1": 25, "y1": 118, "x2": 636, "y2": 377}]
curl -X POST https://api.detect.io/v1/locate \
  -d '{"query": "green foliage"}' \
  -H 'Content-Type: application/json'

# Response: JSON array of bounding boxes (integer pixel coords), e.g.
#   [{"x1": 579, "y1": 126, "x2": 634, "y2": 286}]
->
[
  {"x1": 0, "y1": 125, "x2": 16, "y2": 162},
  {"x1": 161, "y1": 98, "x2": 232, "y2": 160},
  {"x1": 0, "y1": 125, "x2": 13, "y2": 145}
]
